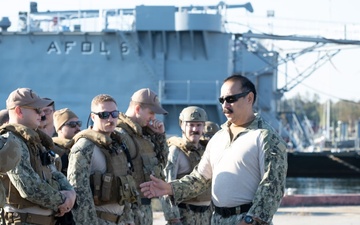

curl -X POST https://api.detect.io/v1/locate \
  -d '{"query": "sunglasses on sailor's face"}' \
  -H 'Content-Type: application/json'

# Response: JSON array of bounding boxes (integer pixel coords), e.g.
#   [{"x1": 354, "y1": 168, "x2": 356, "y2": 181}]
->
[
  {"x1": 218, "y1": 91, "x2": 250, "y2": 104},
  {"x1": 21, "y1": 106, "x2": 42, "y2": 115},
  {"x1": 92, "y1": 110, "x2": 119, "y2": 119},
  {"x1": 64, "y1": 121, "x2": 82, "y2": 128},
  {"x1": 43, "y1": 108, "x2": 53, "y2": 115}
]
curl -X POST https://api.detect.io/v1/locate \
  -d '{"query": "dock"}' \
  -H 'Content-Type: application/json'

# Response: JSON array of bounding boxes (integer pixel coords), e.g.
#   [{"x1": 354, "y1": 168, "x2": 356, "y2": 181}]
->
[
  {"x1": 281, "y1": 194, "x2": 360, "y2": 206},
  {"x1": 152, "y1": 195, "x2": 360, "y2": 225},
  {"x1": 153, "y1": 206, "x2": 360, "y2": 225}
]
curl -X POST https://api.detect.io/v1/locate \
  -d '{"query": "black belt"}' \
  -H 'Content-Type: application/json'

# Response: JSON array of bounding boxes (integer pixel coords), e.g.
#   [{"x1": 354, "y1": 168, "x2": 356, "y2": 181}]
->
[
  {"x1": 214, "y1": 203, "x2": 252, "y2": 218},
  {"x1": 178, "y1": 203, "x2": 210, "y2": 213},
  {"x1": 141, "y1": 198, "x2": 151, "y2": 205}
]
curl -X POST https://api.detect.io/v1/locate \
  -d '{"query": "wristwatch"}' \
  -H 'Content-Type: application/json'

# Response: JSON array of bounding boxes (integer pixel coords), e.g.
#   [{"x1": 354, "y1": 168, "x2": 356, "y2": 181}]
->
[{"x1": 244, "y1": 215, "x2": 254, "y2": 224}]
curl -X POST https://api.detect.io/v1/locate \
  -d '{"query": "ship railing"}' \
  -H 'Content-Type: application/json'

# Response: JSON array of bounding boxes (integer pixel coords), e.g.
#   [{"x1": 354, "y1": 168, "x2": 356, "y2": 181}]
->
[
  {"x1": 13, "y1": 2, "x2": 360, "y2": 41},
  {"x1": 17, "y1": 2, "x2": 253, "y2": 33},
  {"x1": 20, "y1": 8, "x2": 136, "y2": 32}
]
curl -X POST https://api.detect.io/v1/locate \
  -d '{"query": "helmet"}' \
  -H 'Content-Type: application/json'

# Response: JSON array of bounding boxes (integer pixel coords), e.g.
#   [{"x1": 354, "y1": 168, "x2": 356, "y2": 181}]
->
[
  {"x1": 203, "y1": 121, "x2": 220, "y2": 138},
  {"x1": 0, "y1": 133, "x2": 22, "y2": 173},
  {"x1": 179, "y1": 106, "x2": 207, "y2": 126}
]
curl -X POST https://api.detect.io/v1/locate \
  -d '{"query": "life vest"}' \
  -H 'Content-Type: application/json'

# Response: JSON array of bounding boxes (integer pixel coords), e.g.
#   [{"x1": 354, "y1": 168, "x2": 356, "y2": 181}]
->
[
  {"x1": 0, "y1": 124, "x2": 58, "y2": 209},
  {"x1": 72, "y1": 129, "x2": 139, "y2": 206},
  {"x1": 52, "y1": 137, "x2": 72, "y2": 156},
  {"x1": 167, "y1": 136, "x2": 211, "y2": 202},
  {"x1": 52, "y1": 137, "x2": 73, "y2": 175},
  {"x1": 116, "y1": 113, "x2": 167, "y2": 197}
]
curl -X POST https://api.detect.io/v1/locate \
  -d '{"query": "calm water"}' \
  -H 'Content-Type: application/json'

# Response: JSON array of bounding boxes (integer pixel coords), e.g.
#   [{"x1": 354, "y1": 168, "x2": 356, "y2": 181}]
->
[{"x1": 286, "y1": 177, "x2": 360, "y2": 195}]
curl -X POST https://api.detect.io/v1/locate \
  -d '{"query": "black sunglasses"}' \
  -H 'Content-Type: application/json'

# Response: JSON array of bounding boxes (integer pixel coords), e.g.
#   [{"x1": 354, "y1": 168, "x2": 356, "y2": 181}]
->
[
  {"x1": 64, "y1": 121, "x2": 82, "y2": 128},
  {"x1": 218, "y1": 91, "x2": 250, "y2": 104},
  {"x1": 92, "y1": 110, "x2": 119, "y2": 119}
]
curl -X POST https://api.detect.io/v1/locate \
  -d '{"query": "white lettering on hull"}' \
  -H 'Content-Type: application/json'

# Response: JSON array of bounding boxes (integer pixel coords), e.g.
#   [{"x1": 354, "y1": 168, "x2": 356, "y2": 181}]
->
[{"x1": 47, "y1": 41, "x2": 129, "y2": 55}]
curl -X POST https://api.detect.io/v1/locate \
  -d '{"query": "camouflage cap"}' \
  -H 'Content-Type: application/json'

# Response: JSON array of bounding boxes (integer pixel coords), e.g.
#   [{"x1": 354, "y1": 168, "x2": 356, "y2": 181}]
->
[
  {"x1": 0, "y1": 133, "x2": 21, "y2": 172},
  {"x1": 179, "y1": 106, "x2": 207, "y2": 122},
  {"x1": 53, "y1": 108, "x2": 78, "y2": 131},
  {"x1": 131, "y1": 88, "x2": 168, "y2": 115},
  {"x1": 6, "y1": 88, "x2": 53, "y2": 110}
]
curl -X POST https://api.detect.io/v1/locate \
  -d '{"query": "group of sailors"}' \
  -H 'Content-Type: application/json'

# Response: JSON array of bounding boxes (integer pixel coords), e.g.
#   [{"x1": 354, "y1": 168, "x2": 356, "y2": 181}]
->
[{"x1": 0, "y1": 73, "x2": 288, "y2": 225}]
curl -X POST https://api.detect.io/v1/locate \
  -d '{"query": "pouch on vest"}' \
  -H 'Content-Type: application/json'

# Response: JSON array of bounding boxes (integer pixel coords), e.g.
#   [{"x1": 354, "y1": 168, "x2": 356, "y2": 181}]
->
[
  {"x1": 118, "y1": 175, "x2": 138, "y2": 205},
  {"x1": 101, "y1": 173, "x2": 113, "y2": 202},
  {"x1": 91, "y1": 171, "x2": 102, "y2": 205},
  {"x1": 152, "y1": 164, "x2": 164, "y2": 179},
  {"x1": 141, "y1": 153, "x2": 164, "y2": 179},
  {"x1": 6, "y1": 180, "x2": 36, "y2": 209}
]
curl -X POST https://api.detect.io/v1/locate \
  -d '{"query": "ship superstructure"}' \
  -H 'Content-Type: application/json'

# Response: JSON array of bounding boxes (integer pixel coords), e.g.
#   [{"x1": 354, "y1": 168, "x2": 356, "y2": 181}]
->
[
  {"x1": 1, "y1": 1, "x2": 360, "y2": 156},
  {"x1": 0, "y1": 2, "x2": 279, "y2": 136}
]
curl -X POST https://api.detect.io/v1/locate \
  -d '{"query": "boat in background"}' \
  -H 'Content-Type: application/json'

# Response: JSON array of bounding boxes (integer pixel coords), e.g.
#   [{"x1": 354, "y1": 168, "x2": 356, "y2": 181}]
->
[{"x1": 287, "y1": 151, "x2": 360, "y2": 178}]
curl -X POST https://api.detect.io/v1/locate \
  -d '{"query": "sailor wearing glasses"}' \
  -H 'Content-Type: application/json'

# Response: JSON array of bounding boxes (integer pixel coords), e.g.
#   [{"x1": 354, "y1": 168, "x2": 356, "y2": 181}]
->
[
  {"x1": 39, "y1": 98, "x2": 56, "y2": 137},
  {"x1": 116, "y1": 88, "x2": 168, "y2": 225},
  {"x1": 140, "y1": 74, "x2": 288, "y2": 225},
  {"x1": 161, "y1": 106, "x2": 212, "y2": 225},
  {"x1": 51, "y1": 108, "x2": 82, "y2": 176},
  {"x1": 0, "y1": 88, "x2": 76, "y2": 225},
  {"x1": 67, "y1": 94, "x2": 138, "y2": 225}
]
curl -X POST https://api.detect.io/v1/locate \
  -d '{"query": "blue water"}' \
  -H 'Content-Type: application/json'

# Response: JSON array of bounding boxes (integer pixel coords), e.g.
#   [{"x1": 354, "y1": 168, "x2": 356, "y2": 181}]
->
[{"x1": 286, "y1": 178, "x2": 360, "y2": 195}]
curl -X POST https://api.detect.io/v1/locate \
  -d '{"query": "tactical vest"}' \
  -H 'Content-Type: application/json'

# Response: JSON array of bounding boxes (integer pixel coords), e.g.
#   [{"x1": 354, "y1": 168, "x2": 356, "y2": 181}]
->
[
  {"x1": 167, "y1": 136, "x2": 211, "y2": 202},
  {"x1": 116, "y1": 114, "x2": 166, "y2": 197},
  {"x1": 72, "y1": 129, "x2": 139, "y2": 206},
  {"x1": 52, "y1": 137, "x2": 73, "y2": 175},
  {"x1": 0, "y1": 124, "x2": 58, "y2": 209},
  {"x1": 52, "y1": 137, "x2": 72, "y2": 156}
]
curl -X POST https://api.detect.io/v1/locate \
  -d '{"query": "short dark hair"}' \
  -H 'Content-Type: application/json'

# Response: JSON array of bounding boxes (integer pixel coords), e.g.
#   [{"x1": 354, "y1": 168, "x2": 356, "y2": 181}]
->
[
  {"x1": 224, "y1": 74, "x2": 257, "y2": 104},
  {"x1": 43, "y1": 97, "x2": 55, "y2": 110}
]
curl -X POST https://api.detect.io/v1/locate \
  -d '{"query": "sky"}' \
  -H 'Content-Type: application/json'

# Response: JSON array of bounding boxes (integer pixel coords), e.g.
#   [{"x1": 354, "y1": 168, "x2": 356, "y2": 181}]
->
[{"x1": 1, "y1": 0, "x2": 360, "y2": 103}]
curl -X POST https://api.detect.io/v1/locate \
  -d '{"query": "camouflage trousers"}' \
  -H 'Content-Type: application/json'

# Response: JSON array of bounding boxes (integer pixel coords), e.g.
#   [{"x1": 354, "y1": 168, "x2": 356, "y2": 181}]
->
[
  {"x1": 178, "y1": 206, "x2": 212, "y2": 225},
  {"x1": 211, "y1": 212, "x2": 273, "y2": 225},
  {"x1": 133, "y1": 204, "x2": 153, "y2": 225},
  {"x1": 0, "y1": 182, "x2": 6, "y2": 207}
]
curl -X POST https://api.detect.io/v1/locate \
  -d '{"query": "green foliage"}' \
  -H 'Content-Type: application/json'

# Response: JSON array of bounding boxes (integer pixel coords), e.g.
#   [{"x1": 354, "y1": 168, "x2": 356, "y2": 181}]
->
[{"x1": 281, "y1": 94, "x2": 360, "y2": 132}]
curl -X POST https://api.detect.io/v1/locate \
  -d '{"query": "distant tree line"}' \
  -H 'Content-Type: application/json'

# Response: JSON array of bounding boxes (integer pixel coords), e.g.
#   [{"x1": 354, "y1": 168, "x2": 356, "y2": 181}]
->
[{"x1": 280, "y1": 93, "x2": 360, "y2": 137}]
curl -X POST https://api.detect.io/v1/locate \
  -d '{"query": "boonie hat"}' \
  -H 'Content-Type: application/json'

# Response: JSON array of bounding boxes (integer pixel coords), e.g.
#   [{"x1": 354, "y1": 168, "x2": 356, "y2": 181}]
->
[
  {"x1": 131, "y1": 88, "x2": 168, "y2": 115},
  {"x1": 53, "y1": 108, "x2": 78, "y2": 131},
  {"x1": 6, "y1": 88, "x2": 53, "y2": 109}
]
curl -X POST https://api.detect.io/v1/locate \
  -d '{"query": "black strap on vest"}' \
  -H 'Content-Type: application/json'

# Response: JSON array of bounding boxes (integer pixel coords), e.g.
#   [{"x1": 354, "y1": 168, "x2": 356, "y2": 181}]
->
[{"x1": 120, "y1": 142, "x2": 134, "y2": 172}]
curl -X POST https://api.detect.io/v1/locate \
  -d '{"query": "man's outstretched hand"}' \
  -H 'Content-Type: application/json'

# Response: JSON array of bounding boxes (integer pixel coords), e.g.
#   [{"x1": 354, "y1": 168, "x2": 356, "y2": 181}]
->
[{"x1": 140, "y1": 175, "x2": 173, "y2": 198}]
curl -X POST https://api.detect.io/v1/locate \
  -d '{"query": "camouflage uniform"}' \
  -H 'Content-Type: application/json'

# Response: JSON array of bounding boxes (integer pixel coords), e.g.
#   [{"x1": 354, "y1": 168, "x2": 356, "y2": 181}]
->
[
  {"x1": 52, "y1": 137, "x2": 72, "y2": 176},
  {"x1": 0, "y1": 133, "x2": 21, "y2": 208},
  {"x1": 162, "y1": 137, "x2": 211, "y2": 225},
  {"x1": 169, "y1": 114, "x2": 288, "y2": 224},
  {"x1": 116, "y1": 113, "x2": 168, "y2": 225},
  {"x1": 211, "y1": 212, "x2": 249, "y2": 225},
  {"x1": 0, "y1": 182, "x2": 5, "y2": 208},
  {"x1": 67, "y1": 129, "x2": 137, "y2": 225},
  {"x1": 200, "y1": 121, "x2": 220, "y2": 144},
  {"x1": 0, "y1": 124, "x2": 74, "y2": 225}
]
